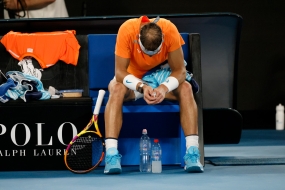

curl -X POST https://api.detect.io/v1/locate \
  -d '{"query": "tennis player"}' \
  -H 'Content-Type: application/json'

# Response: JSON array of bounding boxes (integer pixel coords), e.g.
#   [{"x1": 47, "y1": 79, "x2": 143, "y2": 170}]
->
[{"x1": 104, "y1": 15, "x2": 203, "y2": 174}]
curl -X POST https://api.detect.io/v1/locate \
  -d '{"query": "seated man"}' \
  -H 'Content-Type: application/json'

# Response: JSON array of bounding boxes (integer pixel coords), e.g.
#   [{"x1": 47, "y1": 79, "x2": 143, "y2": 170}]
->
[{"x1": 104, "y1": 15, "x2": 204, "y2": 174}]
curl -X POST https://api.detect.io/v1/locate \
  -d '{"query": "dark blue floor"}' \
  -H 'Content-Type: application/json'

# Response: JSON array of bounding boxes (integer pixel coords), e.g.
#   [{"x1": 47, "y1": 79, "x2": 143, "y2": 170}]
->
[{"x1": 1, "y1": 130, "x2": 285, "y2": 190}]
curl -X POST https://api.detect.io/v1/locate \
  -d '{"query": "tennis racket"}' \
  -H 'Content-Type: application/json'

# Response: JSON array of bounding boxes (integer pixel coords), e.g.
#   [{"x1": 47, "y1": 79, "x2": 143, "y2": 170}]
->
[{"x1": 64, "y1": 89, "x2": 106, "y2": 174}]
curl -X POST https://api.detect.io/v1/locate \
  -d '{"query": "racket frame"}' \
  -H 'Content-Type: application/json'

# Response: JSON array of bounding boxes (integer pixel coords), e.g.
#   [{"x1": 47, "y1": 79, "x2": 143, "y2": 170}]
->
[{"x1": 64, "y1": 90, "x2": 105, "y2": 174}]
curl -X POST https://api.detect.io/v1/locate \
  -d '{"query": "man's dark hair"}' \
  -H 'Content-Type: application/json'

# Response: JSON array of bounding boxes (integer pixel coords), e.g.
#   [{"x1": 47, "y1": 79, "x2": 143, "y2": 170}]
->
[{"x1": 140, "y1": 23, "x2": 162, "y2": 51}]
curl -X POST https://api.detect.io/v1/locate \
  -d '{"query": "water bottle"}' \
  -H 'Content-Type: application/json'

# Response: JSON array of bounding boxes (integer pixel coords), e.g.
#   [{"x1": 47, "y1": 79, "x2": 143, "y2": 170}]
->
[
  {"x1": 276, "y1": 104, "x2": 284, "y2": 130},
  {"x1": 151, "y1": 139, "x2": 162, "y2": 173},
  {"x1": 139, "y1": 129, "x2": 151, "y2": 172}
]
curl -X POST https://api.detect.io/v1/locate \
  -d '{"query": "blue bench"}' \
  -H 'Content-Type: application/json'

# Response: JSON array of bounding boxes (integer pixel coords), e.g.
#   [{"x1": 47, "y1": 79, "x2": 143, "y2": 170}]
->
[{"x1": 88, "y1": 33, "x2": 204, "y2": 167}]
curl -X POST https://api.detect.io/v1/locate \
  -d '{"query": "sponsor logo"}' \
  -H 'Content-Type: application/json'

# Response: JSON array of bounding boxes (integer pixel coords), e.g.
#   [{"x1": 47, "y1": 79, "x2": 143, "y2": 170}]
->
[
  {"x1": 126, "y1": 80, "x2": 132, "y2": 83},
  {"x1": 0, "y1": 122, "x2": 78, "y2": 157}
]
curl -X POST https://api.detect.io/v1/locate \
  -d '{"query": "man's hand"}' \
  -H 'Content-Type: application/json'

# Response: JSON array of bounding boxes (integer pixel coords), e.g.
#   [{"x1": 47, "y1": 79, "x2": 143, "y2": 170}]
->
[
  {"x1": 143, "y1": 84, "x2": 168, "y2": 105},
  {"x1": 3, "y1": 0, "x2": 19, "y2": 10},
  {"x1": 142, "y1": 85, "x2": 156, "y2": 104}
]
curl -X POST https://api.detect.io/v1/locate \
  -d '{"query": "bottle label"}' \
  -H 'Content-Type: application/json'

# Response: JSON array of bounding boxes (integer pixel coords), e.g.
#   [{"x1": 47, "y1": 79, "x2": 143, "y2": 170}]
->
[
  {"x1": 153, "y1": 151, "x2": 159, "y2": 160},
  {"x1": 143, "y1": 143, "x2": 147, "y2": 151}
]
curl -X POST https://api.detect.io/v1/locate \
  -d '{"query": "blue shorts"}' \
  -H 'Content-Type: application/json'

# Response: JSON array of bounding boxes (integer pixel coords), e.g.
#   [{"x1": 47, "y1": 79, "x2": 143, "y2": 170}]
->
[{"x1": 142, "y1": 61, "x2": 199, "y2": 94}]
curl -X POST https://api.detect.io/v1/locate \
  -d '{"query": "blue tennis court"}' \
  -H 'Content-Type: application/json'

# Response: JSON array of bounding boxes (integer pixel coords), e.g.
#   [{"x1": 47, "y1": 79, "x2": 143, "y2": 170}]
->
[{"x1": 1, "y1": 130, "x2": 285, "y2": 190}]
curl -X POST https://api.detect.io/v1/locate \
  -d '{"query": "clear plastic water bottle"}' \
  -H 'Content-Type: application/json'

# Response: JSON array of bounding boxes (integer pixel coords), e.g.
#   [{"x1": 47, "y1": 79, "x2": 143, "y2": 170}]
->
[
  {"x1": 139, "y1": 129, "x2": 151, "y2": 172},
  {"x1": 151, "y1": 139, "x2": 162, "y2": 173},
  {"x1": 276, "y1": 104, "x2": 284, "y2": 130}
]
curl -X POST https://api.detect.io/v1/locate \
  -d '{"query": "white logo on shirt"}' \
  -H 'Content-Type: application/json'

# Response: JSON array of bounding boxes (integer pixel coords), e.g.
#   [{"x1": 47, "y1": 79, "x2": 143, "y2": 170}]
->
[
  {"x1": 137, "y1": 49, "x2": 141, "y2": 53},
  {"x1": 27, "y1": 48, "x2": 33, "y2": 53}
]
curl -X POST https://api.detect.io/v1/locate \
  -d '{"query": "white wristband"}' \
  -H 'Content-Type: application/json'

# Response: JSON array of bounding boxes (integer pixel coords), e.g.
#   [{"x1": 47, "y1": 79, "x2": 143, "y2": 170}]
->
[
  {"x1": 123, "y1": 74, "x2": 142, "y2": 91},
  {"x1": 161, "y1": 76, "x2": 179, "y2": 92}
]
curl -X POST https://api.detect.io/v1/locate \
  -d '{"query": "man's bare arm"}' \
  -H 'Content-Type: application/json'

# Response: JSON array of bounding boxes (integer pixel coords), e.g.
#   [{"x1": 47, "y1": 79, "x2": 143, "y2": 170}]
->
[
  {"x1": 4, "y1": 0, "x2": 55, "y2": 11},
  {"x1": 115, "y1": 54, "x2": 148, "y2": 92},
  {"x1": 167, "y1": 47, "x2": 186, "y2": 84},
  {"x1": 157, "y1": 47, "x2": 186, "y2": 94},
  {"x1": 115, "y1": 54, "x2": 155, "y2": 103},
  {"x1": 114, "y1": 55, "x2": 130, "y2": 83}
]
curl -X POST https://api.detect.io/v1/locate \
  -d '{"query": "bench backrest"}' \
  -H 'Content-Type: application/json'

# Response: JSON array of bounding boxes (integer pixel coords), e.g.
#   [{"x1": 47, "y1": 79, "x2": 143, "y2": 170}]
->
[{"x1": 88, "y1": 33, "x2": 189, "y2": 98}]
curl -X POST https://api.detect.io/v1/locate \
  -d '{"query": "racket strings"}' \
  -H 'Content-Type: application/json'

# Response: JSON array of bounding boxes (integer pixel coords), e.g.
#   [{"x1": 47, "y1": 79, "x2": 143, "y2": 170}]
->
[{"x1": 66, "y1": 133, "x2": 104, "y2": 172}]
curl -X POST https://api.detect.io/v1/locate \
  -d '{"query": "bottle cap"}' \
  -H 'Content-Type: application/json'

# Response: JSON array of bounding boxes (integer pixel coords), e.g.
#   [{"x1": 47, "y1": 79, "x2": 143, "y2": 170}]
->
[
  {"x1": 276, "y1": 104, "x2": 284, "y2": 111},
  {"x1": 142, "y1": 129, "x2": 147, "y2": 134},
  {"x1": 154, "y1": 139, "x2": 159, "y2": 143}
]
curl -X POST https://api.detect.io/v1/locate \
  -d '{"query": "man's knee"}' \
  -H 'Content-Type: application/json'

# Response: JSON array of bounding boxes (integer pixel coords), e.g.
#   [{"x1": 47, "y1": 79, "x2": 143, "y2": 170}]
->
[
  {"x1": 176, "y1": 82, "x2": 194, "y2": 98},
  {"x1": 109, "y1": 80, "x2": 126, "y2": 96},
  {"x1": 108, "y1": 80, "x2": 134, "y2": 101},
  {"x1": 167, "y1": 82, "x2": 193, "y2": 100}
]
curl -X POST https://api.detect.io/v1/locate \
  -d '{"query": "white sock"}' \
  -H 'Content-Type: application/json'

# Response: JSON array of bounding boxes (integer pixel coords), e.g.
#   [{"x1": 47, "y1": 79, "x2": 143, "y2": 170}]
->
[
  {"x1": 105, "y1": 139, "x2": 118, "y2": 151},
  {"x1": 185, "y1": 135, "x2": 199, "y2": 151}
]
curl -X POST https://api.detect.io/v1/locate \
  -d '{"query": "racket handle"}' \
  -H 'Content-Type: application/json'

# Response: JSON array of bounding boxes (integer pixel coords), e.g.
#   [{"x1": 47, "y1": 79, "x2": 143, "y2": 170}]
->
[{"x1": 93, "y1": 89, "x2": 106, "y2": 115}]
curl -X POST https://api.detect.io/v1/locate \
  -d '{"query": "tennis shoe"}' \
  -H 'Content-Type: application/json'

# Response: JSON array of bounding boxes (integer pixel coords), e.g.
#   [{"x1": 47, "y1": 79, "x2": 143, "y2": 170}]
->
[
  {"x1": 183, "y1": 146, "x2": 204, "y2": 172},
  {"x1": 104, "y1": 147, "x2": 122, "y2": 174}
]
